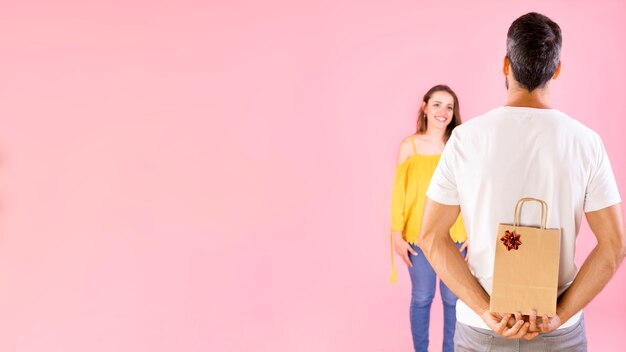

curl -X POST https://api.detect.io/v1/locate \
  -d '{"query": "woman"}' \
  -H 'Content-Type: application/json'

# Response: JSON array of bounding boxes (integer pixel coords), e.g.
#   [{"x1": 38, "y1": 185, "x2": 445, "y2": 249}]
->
[{"x1": 390, "y1": 84, "x2": 467, "y2": 352}]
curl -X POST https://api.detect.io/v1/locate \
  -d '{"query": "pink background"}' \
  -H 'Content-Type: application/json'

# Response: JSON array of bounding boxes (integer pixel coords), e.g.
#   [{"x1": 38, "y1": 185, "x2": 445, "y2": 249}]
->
[{"x1": 0, "y1": 1, "x2": 624, "y2": 351}]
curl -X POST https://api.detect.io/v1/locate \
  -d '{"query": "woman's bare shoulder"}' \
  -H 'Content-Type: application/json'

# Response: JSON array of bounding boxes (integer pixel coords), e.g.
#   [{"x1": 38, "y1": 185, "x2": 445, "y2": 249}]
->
[{"x1": 397, "y1": 135, "x2": 416, "y2": 164}]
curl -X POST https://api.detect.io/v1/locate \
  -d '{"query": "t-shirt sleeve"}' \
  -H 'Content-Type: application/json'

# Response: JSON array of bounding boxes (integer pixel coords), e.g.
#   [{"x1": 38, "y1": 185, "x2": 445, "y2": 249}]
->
[
  {"x1": 427, "y1": 130, "x2": 461, "y2": 205},
  {"x1": 583, "y1": 135, "x2": 621, "y2": 212}
]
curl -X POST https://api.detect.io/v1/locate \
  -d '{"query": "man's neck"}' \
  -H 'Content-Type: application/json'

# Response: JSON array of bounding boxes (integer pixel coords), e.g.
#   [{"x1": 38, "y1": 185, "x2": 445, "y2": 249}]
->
[{"x1": 505, "y1": 84, "x2": 552, "y2": 109}]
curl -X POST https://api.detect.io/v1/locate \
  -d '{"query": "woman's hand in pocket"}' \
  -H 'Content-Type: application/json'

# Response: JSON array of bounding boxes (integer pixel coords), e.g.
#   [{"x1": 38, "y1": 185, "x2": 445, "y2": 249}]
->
[
  {"x1": 392, "y1": 231, "x2": 418, "y2": 267},
  {"x1": 460, "y1": 240, "x2": 469, "y2": 262}
]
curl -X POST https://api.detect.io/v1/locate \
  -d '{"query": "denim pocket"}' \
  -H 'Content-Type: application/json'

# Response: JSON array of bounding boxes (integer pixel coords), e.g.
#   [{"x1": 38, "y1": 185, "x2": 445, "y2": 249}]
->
[
  {"x1": 454, "y1": 323, "x2": 493, "y2": 352},
  {"x1": 541, "y1": 318, "x2": 587, "y2": 352}
]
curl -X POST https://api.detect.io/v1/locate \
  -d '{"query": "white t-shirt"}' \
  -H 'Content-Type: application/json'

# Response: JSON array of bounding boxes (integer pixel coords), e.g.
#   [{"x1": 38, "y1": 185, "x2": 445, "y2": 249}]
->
[{"x1": 427, "y1": 106, "x2": 621, "y2": 329}]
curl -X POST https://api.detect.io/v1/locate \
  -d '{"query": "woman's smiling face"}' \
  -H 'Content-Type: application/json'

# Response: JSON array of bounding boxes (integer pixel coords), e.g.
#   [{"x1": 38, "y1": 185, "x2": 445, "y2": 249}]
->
[{"x1": 423, "y1": 91, "x2": 455, "y2": 130}]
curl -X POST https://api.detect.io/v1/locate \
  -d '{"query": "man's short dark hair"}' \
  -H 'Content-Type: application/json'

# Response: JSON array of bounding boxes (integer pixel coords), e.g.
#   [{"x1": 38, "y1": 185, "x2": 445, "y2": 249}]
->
[{"x1": 507, "y1": 12, "x2": 562, "y2": 92}]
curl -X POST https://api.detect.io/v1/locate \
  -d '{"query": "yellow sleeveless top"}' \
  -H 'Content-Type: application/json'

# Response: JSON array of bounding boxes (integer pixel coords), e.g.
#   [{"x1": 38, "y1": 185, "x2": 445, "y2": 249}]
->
[{"x1": 389, "y1": 137, "x2": 466, "y2": 283}]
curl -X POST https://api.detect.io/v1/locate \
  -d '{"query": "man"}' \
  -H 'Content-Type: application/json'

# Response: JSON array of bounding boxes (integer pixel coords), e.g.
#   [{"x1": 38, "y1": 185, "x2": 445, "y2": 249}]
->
[{"x1": 417, "y1": 12, "x2": 626, "y2": 351}]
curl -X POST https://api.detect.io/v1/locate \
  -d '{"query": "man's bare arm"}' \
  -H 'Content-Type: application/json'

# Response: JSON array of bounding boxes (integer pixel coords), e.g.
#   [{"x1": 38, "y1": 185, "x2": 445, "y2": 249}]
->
[
  {"x1": 553, "y1": 204, "x2": 626, "y2": 325},
  {"x1": 417, "y1": 198, "x2": 490, "y2": 315}
]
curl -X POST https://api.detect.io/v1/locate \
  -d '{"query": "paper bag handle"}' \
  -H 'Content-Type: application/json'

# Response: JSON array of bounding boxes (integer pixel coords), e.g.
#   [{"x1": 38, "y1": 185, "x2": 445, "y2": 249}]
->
[{"x1": 513, "y1": 198, "x2": 548, "y2": 229}]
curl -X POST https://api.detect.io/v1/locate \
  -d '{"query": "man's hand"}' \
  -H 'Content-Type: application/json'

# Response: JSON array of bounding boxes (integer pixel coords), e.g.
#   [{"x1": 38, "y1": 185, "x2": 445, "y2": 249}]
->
[
  {"x1": 481, "y1": 311, "x2": 538, "y2": 340},
  {"x1": 526, "y1": 310, "x2": 561, "y2": 334},
  {"x1": 489, "y1": 309, "x2": 561, "y2": 340},
  {"x1": 392, "y1": 232, "x2": 418, "y2": 266}
]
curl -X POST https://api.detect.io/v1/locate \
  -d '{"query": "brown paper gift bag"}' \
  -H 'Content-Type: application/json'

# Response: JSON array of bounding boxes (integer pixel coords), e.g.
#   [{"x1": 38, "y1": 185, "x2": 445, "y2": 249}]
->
[{"x1": 490, "y1": 198, "x2": 561, "y2": 316}]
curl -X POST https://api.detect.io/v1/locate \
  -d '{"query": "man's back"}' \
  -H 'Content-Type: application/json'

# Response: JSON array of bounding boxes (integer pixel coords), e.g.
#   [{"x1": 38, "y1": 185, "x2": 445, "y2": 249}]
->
[
  {"x1": 427, "y1": 106, "x2": 621, "y2": 328},
  {"x1": 416, "y1": 13, "x2": 625, "y2": 348}
]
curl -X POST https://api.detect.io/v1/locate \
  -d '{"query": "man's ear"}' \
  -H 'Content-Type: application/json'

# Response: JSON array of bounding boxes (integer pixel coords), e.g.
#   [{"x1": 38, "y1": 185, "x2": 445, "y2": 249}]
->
[
  {"x1": 552, "y1": 61, "x2": 561, "y2": 80},
  {"x1": 503, "y1": 56, "x2": 510, "y2": 76}
]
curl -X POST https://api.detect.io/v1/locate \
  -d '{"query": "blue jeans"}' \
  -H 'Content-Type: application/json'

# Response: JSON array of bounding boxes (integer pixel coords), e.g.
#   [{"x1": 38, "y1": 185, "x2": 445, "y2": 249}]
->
[{"x1": 408, "y1": 243, "x2": 465, "y2": 352}]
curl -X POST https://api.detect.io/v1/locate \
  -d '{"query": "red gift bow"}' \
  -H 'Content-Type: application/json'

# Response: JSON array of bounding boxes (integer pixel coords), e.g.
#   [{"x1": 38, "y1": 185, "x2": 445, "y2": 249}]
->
[{"x1": 501, "y1": 230, "x2": 522, "y2": 251}]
